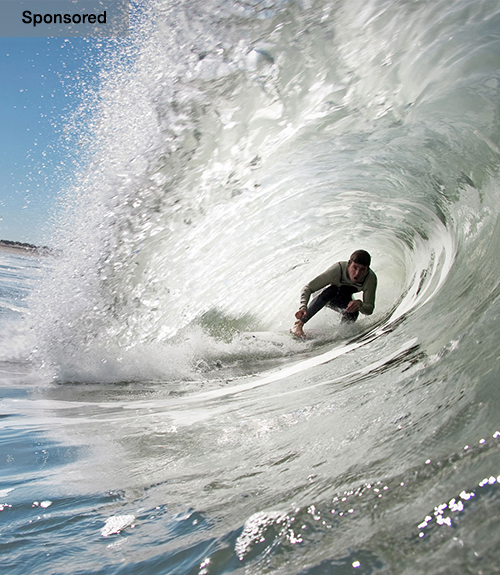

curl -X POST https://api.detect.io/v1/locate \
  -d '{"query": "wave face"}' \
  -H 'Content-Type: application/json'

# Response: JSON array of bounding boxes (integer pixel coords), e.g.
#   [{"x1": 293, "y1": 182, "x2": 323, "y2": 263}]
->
[{"x1": 10, "y1": 0, "x2": 500, "y2": 572}]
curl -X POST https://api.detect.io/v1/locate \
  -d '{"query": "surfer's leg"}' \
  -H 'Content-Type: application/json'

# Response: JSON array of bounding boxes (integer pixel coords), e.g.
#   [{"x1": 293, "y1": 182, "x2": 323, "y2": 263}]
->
[
  {"x1": 340, "y1": 310, "x2": 359, "y2": 323},
  {"x1": 303, "y1": 285, "x2": 340, "y2": 323},
  {"x1": 333, "y1": 286, "x2": 359, "y2": 323},
  {"x1": 291, "y1": 286, "x2": 339, "y2": 337},
  {"x1": 293, "y1": 285, "x2": 357, "y2": 336},
  {"x1": 290, "y1": 319, "x2": 306, "y2": 338}
]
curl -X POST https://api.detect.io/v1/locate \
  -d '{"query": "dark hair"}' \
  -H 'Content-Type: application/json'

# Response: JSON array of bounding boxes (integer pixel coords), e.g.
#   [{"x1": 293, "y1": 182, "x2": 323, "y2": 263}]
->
[{"x1": 349, "y1": 250, "x2": 371, "y2": 267}]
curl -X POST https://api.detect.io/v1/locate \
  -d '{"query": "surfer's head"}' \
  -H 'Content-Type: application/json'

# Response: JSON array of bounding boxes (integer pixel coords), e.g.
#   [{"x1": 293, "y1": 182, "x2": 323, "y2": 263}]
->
[
  {"x1": 349, "y1": 250, "x2": 371, "y2": 267},
  {"x1": 347, "y1": 250, "x2": 371, "y2": 283}
]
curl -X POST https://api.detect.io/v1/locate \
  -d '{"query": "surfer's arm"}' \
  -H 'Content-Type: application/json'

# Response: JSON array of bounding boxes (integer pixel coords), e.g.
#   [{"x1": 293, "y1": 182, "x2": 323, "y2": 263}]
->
[
  {"x1": 359, "y1": 273, "x2": 377, "y2": 315},
  {"x1": 299, "y1": 263, "x2": 342, "y2": 310}
]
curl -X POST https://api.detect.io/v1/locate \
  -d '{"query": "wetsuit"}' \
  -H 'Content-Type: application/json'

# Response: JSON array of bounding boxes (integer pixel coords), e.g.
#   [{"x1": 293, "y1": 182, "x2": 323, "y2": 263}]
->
[{"x1": 299, "y1": 261, "x2": 377, "y2": 324}]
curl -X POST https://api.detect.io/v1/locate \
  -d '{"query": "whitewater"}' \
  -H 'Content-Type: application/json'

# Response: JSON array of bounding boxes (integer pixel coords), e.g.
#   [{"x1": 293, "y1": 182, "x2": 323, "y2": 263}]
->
[{"x1": 1, "y1": 0, "x2": 500, "y2": 573}]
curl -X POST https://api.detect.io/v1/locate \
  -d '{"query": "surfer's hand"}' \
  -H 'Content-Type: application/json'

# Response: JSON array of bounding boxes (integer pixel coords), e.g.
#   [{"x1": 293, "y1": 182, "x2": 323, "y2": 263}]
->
[
  {"x1": 346, "y1": 300, "x2": 362, "y2": 313},
  {"x1": 295, "y1": 309, "x2": 307, "y2": 320}
]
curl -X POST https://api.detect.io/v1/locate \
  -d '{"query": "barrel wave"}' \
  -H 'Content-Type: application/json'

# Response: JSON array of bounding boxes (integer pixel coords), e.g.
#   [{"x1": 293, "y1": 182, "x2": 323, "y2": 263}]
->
[{"x1": 3, "y1": 0, "x2": 500, "y2": 573}]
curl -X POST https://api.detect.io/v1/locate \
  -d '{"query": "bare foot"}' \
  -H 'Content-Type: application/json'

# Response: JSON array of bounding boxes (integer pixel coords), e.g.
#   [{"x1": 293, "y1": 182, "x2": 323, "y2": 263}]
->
[{"x1": 290, "y1": 320, "x2": 306, "y2": 339}]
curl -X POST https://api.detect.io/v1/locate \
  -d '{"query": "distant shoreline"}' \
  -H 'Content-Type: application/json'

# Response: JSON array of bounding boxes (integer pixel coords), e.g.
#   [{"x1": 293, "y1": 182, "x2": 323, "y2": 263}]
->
[{"x1": 0, "y1": 240, "x2": 52, "y2": 256}]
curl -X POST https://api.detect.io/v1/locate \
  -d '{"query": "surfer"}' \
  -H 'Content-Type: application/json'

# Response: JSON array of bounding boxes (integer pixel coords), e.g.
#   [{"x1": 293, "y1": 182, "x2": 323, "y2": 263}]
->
[{"x1": 291, "y1": 250, "x2": 377, "y2": 338}]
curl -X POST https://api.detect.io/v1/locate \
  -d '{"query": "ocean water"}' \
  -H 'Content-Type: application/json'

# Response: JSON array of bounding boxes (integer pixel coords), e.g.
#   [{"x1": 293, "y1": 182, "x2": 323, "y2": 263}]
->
[{"x1": 2, "y1": 0, "x2": 500, "y2": 573}]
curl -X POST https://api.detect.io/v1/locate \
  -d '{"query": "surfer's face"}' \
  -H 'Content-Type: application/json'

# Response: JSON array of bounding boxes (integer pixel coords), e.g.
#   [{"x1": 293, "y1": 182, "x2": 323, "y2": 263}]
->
[{"x1": 347, "y1": 261, "x2": 369, "y2": 283}]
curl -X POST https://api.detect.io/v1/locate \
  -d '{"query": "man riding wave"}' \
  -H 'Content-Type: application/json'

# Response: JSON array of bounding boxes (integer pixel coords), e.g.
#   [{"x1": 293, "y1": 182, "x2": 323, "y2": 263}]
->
[{"x1": 291, "y1": 250, "x2": 377, "y2": 338}]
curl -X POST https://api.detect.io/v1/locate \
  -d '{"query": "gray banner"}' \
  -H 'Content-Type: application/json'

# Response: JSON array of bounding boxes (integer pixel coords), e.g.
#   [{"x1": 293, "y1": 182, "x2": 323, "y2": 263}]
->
[{"x1": 0, "y1": 0, "x2": 129, "y2": 37}]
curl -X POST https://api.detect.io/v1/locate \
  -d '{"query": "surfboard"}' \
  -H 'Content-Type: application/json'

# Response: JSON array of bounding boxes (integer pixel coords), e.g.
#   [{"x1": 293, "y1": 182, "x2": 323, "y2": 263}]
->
[
  {"x1": 239, "y1": 331, "x2": 293, "y2": 344},
  {"x1": 240, "y1": 329, "x2": 326, "y2": 342}
]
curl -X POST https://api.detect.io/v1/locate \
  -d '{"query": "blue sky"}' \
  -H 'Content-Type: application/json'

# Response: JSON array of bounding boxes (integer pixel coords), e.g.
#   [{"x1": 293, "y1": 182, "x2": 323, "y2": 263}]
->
[{"x1": 0, "y1": 36, "x2": 123, "y2": 246}]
